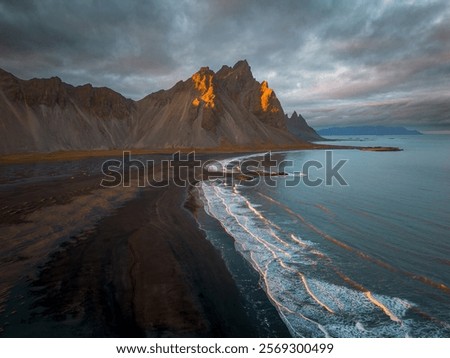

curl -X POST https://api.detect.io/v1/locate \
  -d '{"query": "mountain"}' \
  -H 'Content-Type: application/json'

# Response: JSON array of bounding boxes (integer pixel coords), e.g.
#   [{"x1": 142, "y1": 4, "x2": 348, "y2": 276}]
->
[
  {"x1": 285, "y1": 111, "x2": 323, "y2": 141},
  {"x1": 134, "y1": 60, "x2": 297, "y2": 149},
  {"x1": 0, "y1": 68, "x2": 136, "y2": 153},
  {"x1": 317, "y1": 126, "x2": 422, "y2": 136},
  {"x1": 0, "y1": 60, "x2": 313, "y2": 154}
]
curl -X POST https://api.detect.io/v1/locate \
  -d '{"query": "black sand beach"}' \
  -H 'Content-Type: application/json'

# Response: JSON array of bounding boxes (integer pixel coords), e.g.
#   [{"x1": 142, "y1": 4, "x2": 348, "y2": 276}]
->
[{"x1": 0, "y1": 156, "x2": 290, "y2": 337}]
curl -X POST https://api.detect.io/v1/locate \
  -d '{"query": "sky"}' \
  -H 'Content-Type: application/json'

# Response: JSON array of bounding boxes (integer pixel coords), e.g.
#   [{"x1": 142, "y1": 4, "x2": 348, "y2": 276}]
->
[{"x1": 0, "y1": 0, "x2": 449, "y2": 130}]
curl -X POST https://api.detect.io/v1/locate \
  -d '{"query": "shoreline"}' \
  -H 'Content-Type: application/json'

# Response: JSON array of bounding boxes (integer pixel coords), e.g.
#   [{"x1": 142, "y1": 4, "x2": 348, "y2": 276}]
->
[
  {"x1": 0, "y1": 143, "x2": 401, "y2": 165},
  {"x1": 0, "y1": 159, "x2": 291, "y2": 337},
  {"x1": 0, "y1": 145, "x2": 407, "y2": 337},
  {"x1": 187, "y1": 184, "x2": 292, "y2": 337}
]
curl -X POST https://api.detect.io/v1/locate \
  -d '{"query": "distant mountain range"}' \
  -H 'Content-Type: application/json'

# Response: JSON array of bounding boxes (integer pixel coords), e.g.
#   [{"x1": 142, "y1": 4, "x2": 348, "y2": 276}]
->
[
  {"x1": 317, "y1": 126, "x2": 422, "y2": 136},
  {"x1": 0, "y1": 60, "x2": 319, "y2": 154}
]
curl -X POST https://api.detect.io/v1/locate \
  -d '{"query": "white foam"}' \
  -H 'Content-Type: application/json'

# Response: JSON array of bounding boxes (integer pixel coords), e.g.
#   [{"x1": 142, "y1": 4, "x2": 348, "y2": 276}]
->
[
  {"x1": 199, "y1": 181, "x2": 429, "y2": 337},
  {"x1": 356, "y1": 321, "x2": 367, "y2": 332}
]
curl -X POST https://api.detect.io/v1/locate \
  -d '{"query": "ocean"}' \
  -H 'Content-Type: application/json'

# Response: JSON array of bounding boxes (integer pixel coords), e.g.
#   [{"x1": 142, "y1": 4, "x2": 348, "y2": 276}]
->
[{"x1": 198, "y1": 135, "x2": 450, "y2": 337}]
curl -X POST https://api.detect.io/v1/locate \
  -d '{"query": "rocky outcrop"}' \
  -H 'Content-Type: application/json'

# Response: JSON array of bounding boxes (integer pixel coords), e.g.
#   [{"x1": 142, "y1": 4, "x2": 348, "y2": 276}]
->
[
  {"x1": 0, "y1": 61, "x2": 317, "y2": 154},
  {"x1": 285, "y1": 111, "x2": 323, "y2": 141}
]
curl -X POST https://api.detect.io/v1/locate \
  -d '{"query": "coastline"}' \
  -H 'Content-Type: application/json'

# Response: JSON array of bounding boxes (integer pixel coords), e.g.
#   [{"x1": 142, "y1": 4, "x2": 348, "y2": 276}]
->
[
  {"x1": 0, "y1": 143, "x2": 401, "y2": 165},
  {"x1": 0, "y1": 145, "x2": 408, "y2": 337},
  {"x1": 196, "y1": 142, "x2": 450, "y2": 337},
  {"x1": 188, "y1": 184, "x2": 293, "y2": 337},
  {"x1": 0, "y1": 158, "x2": 291, "y2": 337}
]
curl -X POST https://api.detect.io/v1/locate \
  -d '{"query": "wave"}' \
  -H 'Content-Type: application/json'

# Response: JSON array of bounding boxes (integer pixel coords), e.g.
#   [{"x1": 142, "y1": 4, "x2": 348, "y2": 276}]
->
[
  {"x1": 257, "y1": 192, "x2": 450, "y2": 295},
  {"x1": 199, "y1": 179, "x2": 447, "y2": 337}
]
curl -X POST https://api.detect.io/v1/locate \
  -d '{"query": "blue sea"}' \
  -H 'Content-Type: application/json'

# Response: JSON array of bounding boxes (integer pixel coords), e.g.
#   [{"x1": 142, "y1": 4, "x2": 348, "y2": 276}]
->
[{"x1": 198, "y1": 135, "x2": 450, "y2": 337}]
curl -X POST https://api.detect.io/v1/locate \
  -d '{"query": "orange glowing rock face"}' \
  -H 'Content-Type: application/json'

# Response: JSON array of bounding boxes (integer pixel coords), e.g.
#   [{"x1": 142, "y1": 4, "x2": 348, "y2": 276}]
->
[
  {"x1": 192, "y1": 72, "x2": 215, "y2": 108},
  {"x1": 260, "y1": 80, "x2": 279, "y2": 113}
]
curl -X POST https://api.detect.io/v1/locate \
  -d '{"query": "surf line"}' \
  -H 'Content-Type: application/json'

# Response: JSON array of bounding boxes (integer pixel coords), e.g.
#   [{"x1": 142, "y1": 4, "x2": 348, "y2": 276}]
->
[
  {"x1": 300, "y1": 273, "x2": 335, "y2": 314},
  {"x1": 241, "y1": 195, "x2": 291, "y2": 249},
  {"x1": 263, "y1": 258, "x2": 331, "y2": 338},
  {"x1": 205, "y1": 184, "x2": 332, "y2": 337},
  {"x1": 292, "y1": 234, "x2": 404, "y2": 323},
  {"x1": 235, "y1": 192, "x2": 401, "y2": 322},
  {"x1": 278, "y1": 287, "x2": 332, "y2": 338},
  {"x1": 365, "y1": 292, "x2": 401, "y2": 323},
  {"x1": 258, "y1": 192, "x2": 450, "y2": 295},
  {"x1": 257, "y1": 193, "x2": 403, "y2": 322},
  {"x1": 204, "y1": 185, "x2": 299, "y2": 330},
  {"x1": 233, "y1": 191, "x2": 339, "y2": 315},
  {"x1": 278, "y1": 259, "x2": 335, "y2": 314},
  {"x1": 214, "y1": 186, "x2": 291, "y2": 258},
  {"x1": 246, "y1": 252, "x2": 309, "y2": 338}
]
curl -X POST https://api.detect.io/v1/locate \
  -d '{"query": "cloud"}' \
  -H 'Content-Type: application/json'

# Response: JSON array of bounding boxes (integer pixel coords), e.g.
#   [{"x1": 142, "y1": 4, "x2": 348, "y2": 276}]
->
[
  {"x1": 0, "y1": 0, "x2": 449, "y2": 129},
  {"x1": 303, "y1": 95, "x2": 450, "y2": 129}
]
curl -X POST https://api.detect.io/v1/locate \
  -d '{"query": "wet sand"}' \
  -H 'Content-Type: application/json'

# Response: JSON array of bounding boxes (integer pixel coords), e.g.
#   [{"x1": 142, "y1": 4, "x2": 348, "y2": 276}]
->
[{"x1": 0, "y1": 159, "x2": 290, "y2": 337}]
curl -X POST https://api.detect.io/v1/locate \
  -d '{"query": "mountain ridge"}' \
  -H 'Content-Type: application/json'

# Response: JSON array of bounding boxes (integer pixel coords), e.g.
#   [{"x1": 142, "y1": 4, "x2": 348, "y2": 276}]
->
[{"x1": 0, "y1": 61, "x2": 319, "y2": 154}]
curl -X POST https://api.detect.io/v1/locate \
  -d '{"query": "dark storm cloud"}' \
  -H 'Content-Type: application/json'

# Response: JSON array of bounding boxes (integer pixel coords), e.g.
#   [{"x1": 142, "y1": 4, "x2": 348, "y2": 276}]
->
[
  {"x1": 0, "y1": 0, "x2": 449, "y2": 129},
  {"x1": 0, "y1": 0, "x2": 182, "y2": 97}
]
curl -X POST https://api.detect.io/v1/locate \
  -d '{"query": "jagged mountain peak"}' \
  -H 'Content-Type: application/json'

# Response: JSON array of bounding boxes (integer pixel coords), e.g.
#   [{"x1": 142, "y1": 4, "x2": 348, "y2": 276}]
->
[
  {"x1": 285, "y1": 110, "x2": 323, "y2": 141},
  {"x1": 0, "y1": 62, "x2": 322, "y2": 153},
  {"x1": 182, "y1": 61, "x2": 282, "y2": 119},
  {"x1": 232, "y1": 59, "x2": 253, "y2": 79},
  {"x1": 233, "y1": 59, "x2": 250, "y2": 70}
]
